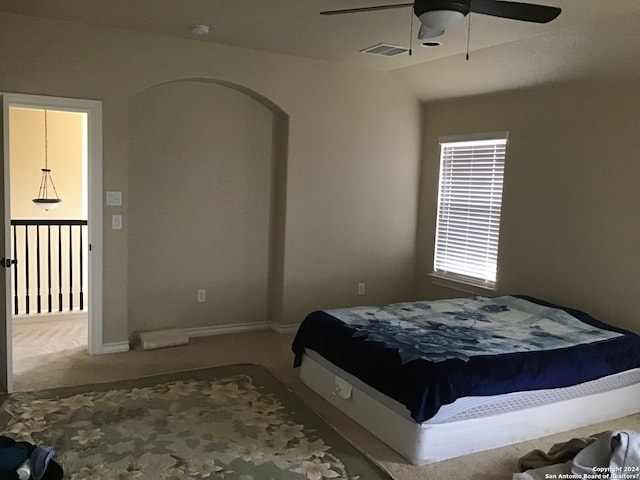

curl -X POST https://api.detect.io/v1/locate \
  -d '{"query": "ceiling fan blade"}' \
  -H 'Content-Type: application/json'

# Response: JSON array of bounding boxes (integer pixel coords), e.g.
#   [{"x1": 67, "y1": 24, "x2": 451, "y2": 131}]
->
[
  {"x1": 470, "y1": 0, "x2": 561, "y2": 23},
  {"x1": 320, "y1": 3, "x2": 413, "y2": 15}
]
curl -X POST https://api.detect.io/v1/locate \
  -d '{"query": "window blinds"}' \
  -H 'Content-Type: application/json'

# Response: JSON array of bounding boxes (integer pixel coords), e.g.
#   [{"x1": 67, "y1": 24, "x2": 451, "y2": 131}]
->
[{"x1": 434, "y1": 137, "x2": 507, "y2": 289}]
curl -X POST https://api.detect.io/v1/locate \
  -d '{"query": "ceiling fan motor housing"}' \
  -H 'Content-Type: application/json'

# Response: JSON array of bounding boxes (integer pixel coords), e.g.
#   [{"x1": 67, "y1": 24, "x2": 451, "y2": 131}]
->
[{"x1": 413, "y1": 0, "x2": 471, "y2": 18}]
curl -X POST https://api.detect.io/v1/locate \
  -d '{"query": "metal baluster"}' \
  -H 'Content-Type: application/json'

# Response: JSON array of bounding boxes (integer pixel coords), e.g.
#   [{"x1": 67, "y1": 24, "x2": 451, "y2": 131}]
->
[
  {"x1": 47, "y1": 225, "x2": 52, "y2": 313},
  {"x1": 36, "y1": 225, "x2": 41, "y2": 314},
  {"x1": 58, "y1": 225, "x2": 63, "y2": 312},
  {"x1": 25, "y1": 225, "x2": 30, "y2": 315},
  {"x1": 13, "y1": 225, "x2": 18, "y2": 315},
  {"x1": 69, "y1": 225, "x2": 73, "y2": 311},
  {"x1": 79, "y1": 225, "x2": 84, "y2": 311}
]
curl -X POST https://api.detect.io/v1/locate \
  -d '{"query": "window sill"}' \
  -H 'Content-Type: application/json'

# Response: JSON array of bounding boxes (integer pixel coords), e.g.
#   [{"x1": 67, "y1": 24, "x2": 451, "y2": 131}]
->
[{"x1": 428, "y1": 273, "x2": 497, "y2": 297}]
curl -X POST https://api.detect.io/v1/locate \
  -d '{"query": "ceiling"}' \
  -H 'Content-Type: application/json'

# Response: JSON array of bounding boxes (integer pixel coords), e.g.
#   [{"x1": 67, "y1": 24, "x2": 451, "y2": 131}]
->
[{"x1": 1, "y1": 0, "x2": 639, "y2": 101}]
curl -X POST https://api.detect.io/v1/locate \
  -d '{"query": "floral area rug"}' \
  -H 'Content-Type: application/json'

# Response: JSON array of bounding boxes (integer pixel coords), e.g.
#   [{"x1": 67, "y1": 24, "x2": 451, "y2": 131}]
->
[{"x1": 0, "y1": 364, "x2": 392, "y2": 480}]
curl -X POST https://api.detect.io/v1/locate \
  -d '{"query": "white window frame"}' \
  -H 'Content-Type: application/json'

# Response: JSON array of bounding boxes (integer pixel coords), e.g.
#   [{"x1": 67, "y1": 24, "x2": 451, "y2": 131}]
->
[{"x1": 432, "y1": 132, "x2": 508, "y2": 292}]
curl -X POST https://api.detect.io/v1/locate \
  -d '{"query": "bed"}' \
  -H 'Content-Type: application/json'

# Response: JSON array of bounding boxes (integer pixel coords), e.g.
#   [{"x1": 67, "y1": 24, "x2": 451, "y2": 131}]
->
[{"x1": 291, "y1": 295, "x2": 640, "y2": 465}]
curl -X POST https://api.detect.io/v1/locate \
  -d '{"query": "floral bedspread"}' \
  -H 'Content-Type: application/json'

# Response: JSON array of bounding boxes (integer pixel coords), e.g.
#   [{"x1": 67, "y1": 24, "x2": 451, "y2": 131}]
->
[{"x1": 324, "y1": 296, "x2": 622, "y2": 364}]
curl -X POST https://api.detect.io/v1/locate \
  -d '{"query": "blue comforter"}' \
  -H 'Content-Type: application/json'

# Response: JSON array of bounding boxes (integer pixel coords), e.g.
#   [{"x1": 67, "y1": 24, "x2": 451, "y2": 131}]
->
[{"x1": 292, "y1": 296, "x2": 640, "y2": 423}]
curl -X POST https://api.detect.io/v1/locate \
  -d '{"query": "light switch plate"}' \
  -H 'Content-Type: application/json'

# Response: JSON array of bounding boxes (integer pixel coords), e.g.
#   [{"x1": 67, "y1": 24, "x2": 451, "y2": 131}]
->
[
  {"x1": 112, "y1": 214, "x2": 123, "y2": 230},
  {"x1": 106, "y1": 191, "x2": 123, "y2": 206}
]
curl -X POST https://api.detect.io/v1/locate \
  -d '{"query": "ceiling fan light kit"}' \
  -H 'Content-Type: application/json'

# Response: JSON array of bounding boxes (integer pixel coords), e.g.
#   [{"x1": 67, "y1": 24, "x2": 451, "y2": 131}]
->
[
  {"x1": 418, "y1": 23, "x2": 445, "y2": 39},
  {"x1": 419, "y1": 9, "x2": 465, "y2": 31},
  {"x1": 414, "y1": 1, "x2": 469, "y2": 30}
]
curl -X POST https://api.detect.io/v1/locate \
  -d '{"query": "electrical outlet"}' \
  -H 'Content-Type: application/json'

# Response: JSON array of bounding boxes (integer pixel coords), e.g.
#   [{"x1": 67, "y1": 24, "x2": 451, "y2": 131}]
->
[
  {"x1": 197, "y1": 289, "x2": 206, "y2": 303},
  {"x1": 357, "y1": 282, "x2": 366, "y2": 296}
]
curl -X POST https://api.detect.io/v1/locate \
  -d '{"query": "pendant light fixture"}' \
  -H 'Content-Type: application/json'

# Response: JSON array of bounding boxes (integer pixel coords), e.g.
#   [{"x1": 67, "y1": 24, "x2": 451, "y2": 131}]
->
[{"x1": 32, "y1": 109, "x2": 62, "y2": 211}]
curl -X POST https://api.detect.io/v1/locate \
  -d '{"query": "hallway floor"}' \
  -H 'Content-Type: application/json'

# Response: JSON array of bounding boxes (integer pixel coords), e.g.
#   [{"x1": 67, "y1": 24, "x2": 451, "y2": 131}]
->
[{"x1": 12, "y1": 315, "x2": 88, "y2": 391}]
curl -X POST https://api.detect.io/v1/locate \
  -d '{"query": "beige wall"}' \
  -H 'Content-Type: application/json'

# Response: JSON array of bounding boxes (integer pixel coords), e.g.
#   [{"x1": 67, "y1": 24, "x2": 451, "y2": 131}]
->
[
  {"x1": 128, "y1": 80, "x2": 275, "y2": 332},
  {"x1": 417, "y1": 81, "x2": 640, "y2": 332},
  {"x1": 0, "y1": 12, "x2": 420, "y2": 343}
]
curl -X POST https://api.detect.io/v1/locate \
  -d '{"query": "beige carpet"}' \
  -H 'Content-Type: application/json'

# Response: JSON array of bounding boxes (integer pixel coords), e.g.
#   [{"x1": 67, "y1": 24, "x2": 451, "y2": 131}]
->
[{"x1": 10, "y1": 324, "x2": 640, "y2": 480}]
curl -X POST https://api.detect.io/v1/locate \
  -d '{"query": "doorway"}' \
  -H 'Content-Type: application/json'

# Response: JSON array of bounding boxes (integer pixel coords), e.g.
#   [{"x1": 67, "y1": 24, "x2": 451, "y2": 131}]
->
[{"x1": 1, "y1": 93, "x2": 103, "y2": 393}]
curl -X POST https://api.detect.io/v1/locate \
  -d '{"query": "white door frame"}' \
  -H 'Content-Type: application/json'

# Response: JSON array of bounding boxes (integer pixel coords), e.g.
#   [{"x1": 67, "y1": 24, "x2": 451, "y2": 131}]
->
[{"x1": 1, "y1": 93, "x2": 103, "y2": 389}]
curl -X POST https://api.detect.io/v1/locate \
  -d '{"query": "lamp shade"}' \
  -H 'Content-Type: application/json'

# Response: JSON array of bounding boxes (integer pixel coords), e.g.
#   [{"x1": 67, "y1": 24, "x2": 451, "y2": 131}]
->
[
  {"x1": 418, "y1": 10, "x2": 465, "y2": 30},
  {"x1": 418, "y1": 23, "x2": 445, "y2": 39},
  {"x1": 33, "y1": 198, "x2": 62, "y2": 211}
]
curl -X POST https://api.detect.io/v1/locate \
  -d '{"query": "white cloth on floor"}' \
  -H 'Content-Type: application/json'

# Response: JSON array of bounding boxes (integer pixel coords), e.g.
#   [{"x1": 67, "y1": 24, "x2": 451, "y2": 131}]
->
[
  {"x1": 513, "y1": 460, "x2": 572, "y2": 480},
  {"x1": 513, "y1": 430, "x2": 640, "y2": 480}
]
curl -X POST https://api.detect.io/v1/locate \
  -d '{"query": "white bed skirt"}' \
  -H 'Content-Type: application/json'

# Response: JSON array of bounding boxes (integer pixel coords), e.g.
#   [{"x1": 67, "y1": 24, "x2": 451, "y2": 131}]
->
[{"x1": 299, "y1": 351, "x2": 640, "y2": 465}]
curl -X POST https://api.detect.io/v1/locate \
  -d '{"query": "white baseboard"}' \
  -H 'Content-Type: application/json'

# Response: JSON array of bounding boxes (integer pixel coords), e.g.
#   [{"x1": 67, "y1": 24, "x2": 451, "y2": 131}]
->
[
  {"x1": 184, "y1": 322, "x2": 270, "y2": 338},
  {"x1": 100, "y1": 341, "x2": 131, "y2": 354},
  {"x1": 270, "y1": 323, "x2": 300, "y2": 334},
  {"x1": 110, "y1": 321, "x2": 295, "y2": 354}
]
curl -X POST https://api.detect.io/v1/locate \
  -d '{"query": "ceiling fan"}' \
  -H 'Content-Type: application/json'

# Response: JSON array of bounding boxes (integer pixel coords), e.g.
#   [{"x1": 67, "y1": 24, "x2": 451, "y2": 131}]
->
[{"x1": 320, "y1": 0, "x2": 562, "y2": 39}]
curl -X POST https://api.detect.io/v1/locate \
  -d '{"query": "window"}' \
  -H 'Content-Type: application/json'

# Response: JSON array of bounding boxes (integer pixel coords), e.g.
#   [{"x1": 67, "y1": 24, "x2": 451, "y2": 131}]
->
[{"x1": 433, "y1": 133, "x2": 508, "y2": 290}]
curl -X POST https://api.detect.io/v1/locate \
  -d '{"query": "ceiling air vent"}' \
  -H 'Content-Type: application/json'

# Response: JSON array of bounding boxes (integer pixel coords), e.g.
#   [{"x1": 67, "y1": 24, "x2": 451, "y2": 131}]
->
[{"x1": 361, "y1": 43, "x2": 408, "y2": 57}]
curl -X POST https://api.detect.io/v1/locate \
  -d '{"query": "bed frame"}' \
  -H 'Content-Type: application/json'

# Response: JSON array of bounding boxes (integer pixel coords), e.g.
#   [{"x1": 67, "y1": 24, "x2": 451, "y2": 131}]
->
[{"x1": 299, "y1": 350, "x2": 640, "y2": 465}]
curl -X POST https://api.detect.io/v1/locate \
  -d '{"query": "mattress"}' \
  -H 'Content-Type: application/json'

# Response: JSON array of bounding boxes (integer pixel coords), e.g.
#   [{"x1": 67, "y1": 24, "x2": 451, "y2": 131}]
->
[
  {"x1": 300, "y1": 350, "x2": 640, "y2": 465},
  {"x1": 305, "y1": 348, "x2": 640, "y2": 424}
]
